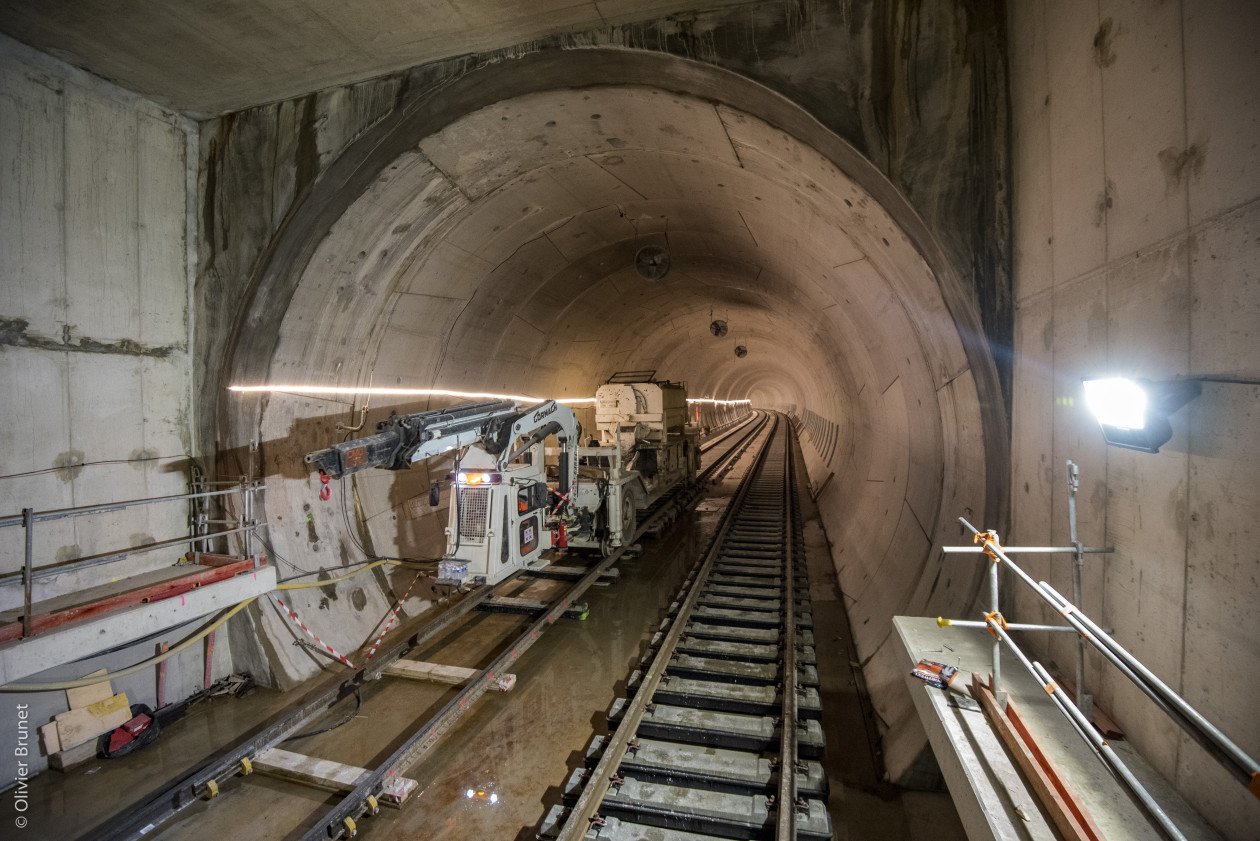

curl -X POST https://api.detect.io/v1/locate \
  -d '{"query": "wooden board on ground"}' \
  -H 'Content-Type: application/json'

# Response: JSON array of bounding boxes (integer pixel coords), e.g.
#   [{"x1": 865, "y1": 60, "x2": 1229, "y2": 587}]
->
[
  {"x1": 971, "y1": 674, "x2": 1103, "y2": 841},
  {"x1": 253, "y1": 748, "x2": 418, "y2": 807},
  {"x1": 55, "y1": 691, "x2": 130, "y2": 748},
  {"x1": 383, "y1": 659, "x2": 478, "y2": 685},
  {"x1": 253, "y1": 747, "x2": 367, "y2": 792},
  {"x1": 66, "y1": 669, "x2": 112, "y2": 710},
  {"x1": 39, "y1": 721, "x2": 61, "y2": 755},
  {"x1": 48, "y1": 737, "x2": 98, "y2": 771}
]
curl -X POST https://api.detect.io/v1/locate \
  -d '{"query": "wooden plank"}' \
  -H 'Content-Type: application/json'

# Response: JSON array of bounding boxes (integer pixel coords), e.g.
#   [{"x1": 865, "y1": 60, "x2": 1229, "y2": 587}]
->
[
  {"x1": 1008, "y1": 700, "x2": 1107, "y2": 841},
  {"x1": 204, "y1": 629, "x2": 216, "y2": 690},
  {"x1": 48, "y1": 737, "x2": 97, "y2": 772},
  {"x1": 253, "y1": 748, "x2": 369, "y2": 792},
  {"x1": 39, "y1": 722, "x2": 61, "y2": 755},
  {"x1": 55, "y1": 691, "x2": 130, "y2": 748},
  {"x1": 66, "y1": 669, "x2": 111, "y2": 710},
  {"x1": 156, "y1": 642, "x2": 169, "y2": 707},
  {"x1": 253, "y1": 748, "x2": 418, "y2": 807},
  {"x1": 0, "y1": 559, "x2": 264, "y2": 642},
  {"x1": 383, "y1": 660, "x2": 478, "y2": 685},
  {"x1": 971, "y1": 675, "x2": 1101, "y2": 841}
]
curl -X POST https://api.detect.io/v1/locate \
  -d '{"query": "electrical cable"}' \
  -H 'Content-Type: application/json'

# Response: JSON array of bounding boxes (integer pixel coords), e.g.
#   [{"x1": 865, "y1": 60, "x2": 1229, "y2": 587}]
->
[
  {"x1": 0, "y1": 454, "x2": 186, "y2": 482},
  {"x1": 0, "y1": 561, "x2": 430, "y2": 691},
  {"x1": 282, "y1": 687, "x2": 362, "y2": 742},
  {"x1": 0, "y1": 596, "x2": 260, "y2": 691},
  {"x1": 339, "y1": 473, "x2": 373, "y2": 558}
]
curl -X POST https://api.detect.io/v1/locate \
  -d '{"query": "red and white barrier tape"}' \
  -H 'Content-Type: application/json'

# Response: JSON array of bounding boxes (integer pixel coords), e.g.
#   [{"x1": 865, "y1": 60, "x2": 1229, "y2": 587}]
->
[
  {"x1": 365, "y1": 571, "x2": 424, "y2": 661},
  {"x1": 272, "y1": 596, "x2": 355, "y2": 669}
]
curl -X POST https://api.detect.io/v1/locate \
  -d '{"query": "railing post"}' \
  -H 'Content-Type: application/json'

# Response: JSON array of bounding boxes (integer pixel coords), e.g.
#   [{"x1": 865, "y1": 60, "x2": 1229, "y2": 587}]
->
[
  {"x1": 22, "y1": 507, "x2": 34, "y2": 637},
  {"x1": 241, "y1": 478, "x2": 253, "y2": 565},
  {"x1": 1067, "y1": 460, "x2": 1092, "y2": 717},
  {"x1": 990, "y1": 557, "x2": 1002, "y2": 700}
]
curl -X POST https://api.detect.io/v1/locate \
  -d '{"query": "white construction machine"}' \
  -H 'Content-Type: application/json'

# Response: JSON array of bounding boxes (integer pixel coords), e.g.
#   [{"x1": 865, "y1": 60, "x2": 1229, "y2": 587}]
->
[{"x1": 304, "y1": 374, "x2": 699, "y2": 586}]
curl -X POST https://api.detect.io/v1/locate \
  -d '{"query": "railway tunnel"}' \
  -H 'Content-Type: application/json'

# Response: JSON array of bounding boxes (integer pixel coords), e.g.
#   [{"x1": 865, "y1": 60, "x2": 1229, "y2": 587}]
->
[{"x1": 0, "y1": 3, "x2": 1257, "y2": 841}]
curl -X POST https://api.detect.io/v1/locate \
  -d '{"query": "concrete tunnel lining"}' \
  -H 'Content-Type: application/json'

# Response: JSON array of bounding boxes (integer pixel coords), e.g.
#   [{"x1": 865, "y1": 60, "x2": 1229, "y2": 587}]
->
[{"x1": 218, "y1": 50, "x2": 1006, "y2": 779}]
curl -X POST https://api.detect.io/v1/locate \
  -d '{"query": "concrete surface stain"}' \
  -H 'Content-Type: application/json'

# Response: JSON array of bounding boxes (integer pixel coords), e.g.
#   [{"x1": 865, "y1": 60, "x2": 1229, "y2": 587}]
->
[
  {"x1": 1157, "y1": 144, "x2": 1204, "y2": 191},
  {"x1": 54, "y1": 544, "x2": 82, "y2": 563},
  {"x1": 127, "y1": 447, "x2": 161, "y2": 464},
  {"x1": 52, "y1": 449, "x2": 87, "y2": 482},
  {"x1": 1093, "y1": 18, "x2": 1117, "y2": 68},
  {"x1": 0, "y1": 316, "x2": 179, "y2": 358}
]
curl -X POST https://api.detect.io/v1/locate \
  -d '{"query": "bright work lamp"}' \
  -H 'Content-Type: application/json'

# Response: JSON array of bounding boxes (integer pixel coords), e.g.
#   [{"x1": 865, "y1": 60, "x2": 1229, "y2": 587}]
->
[{"x1": 1082, "y1": 377, "x2": 1201, "y2": 453}]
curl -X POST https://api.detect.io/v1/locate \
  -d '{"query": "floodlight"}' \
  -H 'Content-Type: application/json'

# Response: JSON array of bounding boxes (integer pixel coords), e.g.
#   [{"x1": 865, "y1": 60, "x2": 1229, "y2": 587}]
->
[{"x1": 1082, "y1": 377, "x2": 1201, "y2": 453}]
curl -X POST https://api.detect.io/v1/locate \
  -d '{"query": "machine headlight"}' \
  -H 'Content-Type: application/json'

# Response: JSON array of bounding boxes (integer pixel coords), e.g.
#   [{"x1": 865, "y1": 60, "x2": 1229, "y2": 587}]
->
[{"x1": 455, "y1": 470, "x2": 502, "y2": 485}]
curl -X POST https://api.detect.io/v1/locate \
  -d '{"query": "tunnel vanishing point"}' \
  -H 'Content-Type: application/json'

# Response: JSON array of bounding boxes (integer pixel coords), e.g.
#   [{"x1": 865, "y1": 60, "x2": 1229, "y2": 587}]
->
[{"x1": 0, "y1": 2, "x2": 1257, "y2": 839}]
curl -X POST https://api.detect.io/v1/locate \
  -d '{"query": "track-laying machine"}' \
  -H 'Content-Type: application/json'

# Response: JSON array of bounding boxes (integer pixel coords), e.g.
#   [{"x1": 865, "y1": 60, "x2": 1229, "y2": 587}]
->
[{"x1": 304, "y1": 375, "x2": 699, "y2": 585}]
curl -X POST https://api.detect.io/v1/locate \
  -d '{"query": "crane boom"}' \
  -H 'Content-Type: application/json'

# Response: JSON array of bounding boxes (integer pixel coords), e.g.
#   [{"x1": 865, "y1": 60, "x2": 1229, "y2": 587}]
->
[{"x1": 304, "y1": 398, "x2": 580, "y2": 492}]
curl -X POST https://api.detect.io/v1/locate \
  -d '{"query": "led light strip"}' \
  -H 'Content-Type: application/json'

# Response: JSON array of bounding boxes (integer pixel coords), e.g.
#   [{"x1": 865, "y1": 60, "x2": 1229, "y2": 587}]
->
[
  {"x1": 228, "y1": 385, "x2": 595, "y2": 404},
  {"x1": 229, "y1": 384, "x2": 750, "y2": 405}
]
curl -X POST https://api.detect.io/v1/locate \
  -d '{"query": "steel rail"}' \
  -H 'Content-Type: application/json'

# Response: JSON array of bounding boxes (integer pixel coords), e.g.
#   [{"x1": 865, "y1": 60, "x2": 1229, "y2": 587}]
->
[
  {"x1": 555, "y1": 416, "x2": 782, "y2": 841},
  {"x1": 300, "y1": 412, "x2": 773, "y2": 841},
  {"x1": 774, "y1": 425, "x2": 800, "y2": 841},
  {"x1": 698, "y1": 411, "x2": 761, "y2": 453}
]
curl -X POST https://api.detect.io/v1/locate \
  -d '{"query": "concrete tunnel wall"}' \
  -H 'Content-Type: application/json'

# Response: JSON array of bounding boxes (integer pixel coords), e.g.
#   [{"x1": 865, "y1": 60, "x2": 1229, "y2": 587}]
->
[
  {"x1": 0, "y1": 36, "x2": 241, "y2": 782},
  {"x1": 208, "y1": 48, "x2": 1005, "y2": 784},
  {"x1": 1005, "y1": 3, "x2": 1260, "y2": 838}
]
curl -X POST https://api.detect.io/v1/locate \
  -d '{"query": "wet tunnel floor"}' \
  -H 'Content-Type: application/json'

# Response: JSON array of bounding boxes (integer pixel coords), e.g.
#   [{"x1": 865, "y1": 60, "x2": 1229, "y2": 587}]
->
[{"x1": 19, "y1": 440, "x2": 966, "y2": 841}]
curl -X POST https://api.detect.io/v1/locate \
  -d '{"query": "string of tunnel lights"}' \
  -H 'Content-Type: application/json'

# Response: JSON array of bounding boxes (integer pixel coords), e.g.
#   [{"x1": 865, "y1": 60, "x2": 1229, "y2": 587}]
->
[{"x1": 226, "y1": 385, "x2": 751, "y2": 405}]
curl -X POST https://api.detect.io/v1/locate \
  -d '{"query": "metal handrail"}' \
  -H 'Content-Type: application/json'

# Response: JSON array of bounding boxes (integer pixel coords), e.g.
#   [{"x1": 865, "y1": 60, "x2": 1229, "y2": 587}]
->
[
  {"x1": 941, "y1": 516, "x2": 1260, "y2": 839},
  {"x1": 0, "y1": 485, "x2": 243, "y2": 528},
  {"x1": 4, "y1": 479, "x2": 266, "y2": 641}
]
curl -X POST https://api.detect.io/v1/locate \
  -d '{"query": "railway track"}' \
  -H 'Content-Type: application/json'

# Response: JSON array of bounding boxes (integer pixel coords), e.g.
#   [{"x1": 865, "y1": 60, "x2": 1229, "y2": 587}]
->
[
  {"x1": 542, "y1": 414, "x2": 831, "y2": 841},
  {"x1": 74, "y1": 411, "x2": 771, "y2": 841}
]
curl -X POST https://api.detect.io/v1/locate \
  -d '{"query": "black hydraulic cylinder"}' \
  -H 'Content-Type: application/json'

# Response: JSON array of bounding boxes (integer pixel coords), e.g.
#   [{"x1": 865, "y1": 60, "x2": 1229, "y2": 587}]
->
[{"x1": 558, "y1": 450, "x2": 571, "y2": 495}]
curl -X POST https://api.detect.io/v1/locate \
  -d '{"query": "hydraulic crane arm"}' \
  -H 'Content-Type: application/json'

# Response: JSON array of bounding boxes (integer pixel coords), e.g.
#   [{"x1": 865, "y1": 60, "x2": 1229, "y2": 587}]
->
[
  {"x1": 304, "y1": 399, "x2": 517, "y2": 479},
  {"x1": 304, "y1": 398, "x2": 582, "y2": 493}
]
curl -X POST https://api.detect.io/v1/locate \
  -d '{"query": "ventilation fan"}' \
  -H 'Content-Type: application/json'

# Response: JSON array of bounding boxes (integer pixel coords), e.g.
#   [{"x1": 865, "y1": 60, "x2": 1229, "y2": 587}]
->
[
  {"x1": 734, "y1": 345, "x2": 748, "y2": 358},
  {"x1": 634, "y1": 245, "x2": 671, "y2": 280},
  {"x1": 710, "y1": 319, "x2": 728, "y2": 337}
]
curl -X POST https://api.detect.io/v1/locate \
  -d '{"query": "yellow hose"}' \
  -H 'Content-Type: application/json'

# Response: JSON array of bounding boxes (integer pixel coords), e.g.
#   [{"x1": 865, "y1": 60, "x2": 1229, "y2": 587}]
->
[
  {"x1": 275, "y1": 558, "x2": 396, "y2": 589},
  {"x1": 1, "y1": 558, "x2": 434, "y2": 691},
  {"x1": 1, "y1": 597, "x2": 260, "y2": 691}
]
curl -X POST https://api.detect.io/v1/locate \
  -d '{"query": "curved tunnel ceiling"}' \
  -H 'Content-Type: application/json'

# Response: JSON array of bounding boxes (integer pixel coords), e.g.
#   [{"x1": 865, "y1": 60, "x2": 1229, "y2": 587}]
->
[{"x1": 226, "y1": 53, "x2": 1003, "y2": 747}]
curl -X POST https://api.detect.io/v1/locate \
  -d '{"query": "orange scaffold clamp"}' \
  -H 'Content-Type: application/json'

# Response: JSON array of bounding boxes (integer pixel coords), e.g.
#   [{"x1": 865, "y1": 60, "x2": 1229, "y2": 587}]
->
[
  {"x1": 974, "y1": 529, "x2": 1004, "y2": 563},
  {"x1": 983, "y1": 610, "x2": 1009, "y2": 638}
]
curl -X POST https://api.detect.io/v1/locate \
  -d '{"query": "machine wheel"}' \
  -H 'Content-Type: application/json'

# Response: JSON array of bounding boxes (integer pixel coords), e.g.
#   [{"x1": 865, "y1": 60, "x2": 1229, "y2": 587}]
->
[
  {"x1": 601, "y1": 497, "x2": 637, "y2": 558},
  {"x1": 621, "y1": 497, "x2": 637, "y2": 544}
]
